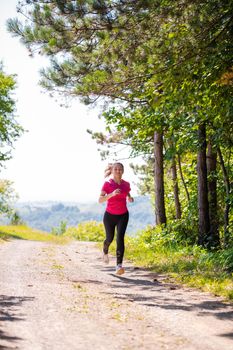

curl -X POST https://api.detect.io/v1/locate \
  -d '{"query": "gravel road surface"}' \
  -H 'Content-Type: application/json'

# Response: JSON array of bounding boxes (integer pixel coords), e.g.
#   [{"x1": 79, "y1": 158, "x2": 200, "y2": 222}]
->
[{"x1": 0, "y1": 240, "x2": 233, "y2": 350}]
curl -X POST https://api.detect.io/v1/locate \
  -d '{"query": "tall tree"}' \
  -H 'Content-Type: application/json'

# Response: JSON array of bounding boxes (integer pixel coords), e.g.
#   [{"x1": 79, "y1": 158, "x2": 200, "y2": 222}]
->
[
  {"x1": 0, "y1": 64, "x2": 23, "y2": 166},
  {"x1": 154, "y1": 131, "x2": 166, "y2": 225},
  {"x1": 207, "y1": 142, "x2": 219, "y2": 248},
  {"x1": 217, "y1": 147, "x2": 231, "y2": 247},
  {"x1": 171, "y1": 154, "x2": 182, "y2": 220},
  {"x1": 197, "y1": 123, "x2": 210, "y2": 246},
  {"x1": 0, "y1": 64, "x2": 23, "y2": 215}
]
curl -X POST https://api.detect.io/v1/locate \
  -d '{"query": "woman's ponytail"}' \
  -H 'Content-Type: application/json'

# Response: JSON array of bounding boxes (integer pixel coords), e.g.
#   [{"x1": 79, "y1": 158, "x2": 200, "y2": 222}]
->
[{"x1": 104, "y1": 163, "x2": 113, "y2": 178}]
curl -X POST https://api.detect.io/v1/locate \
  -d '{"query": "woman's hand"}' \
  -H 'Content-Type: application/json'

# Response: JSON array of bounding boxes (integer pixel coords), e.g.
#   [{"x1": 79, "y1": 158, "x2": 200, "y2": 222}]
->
[
  {"x1": 127, "y1": 196, "x2": 134, "y2": 203},
  {"x1": 112, "y1": 189, "x2": 121, "y2": 196},
  {"x1": 99, "y1": 189, "x2": 121, "y2": 203}
]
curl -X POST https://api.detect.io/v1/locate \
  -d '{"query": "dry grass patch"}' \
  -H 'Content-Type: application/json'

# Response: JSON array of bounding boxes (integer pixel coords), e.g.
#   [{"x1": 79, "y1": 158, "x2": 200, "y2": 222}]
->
[{"x1": 0, "y1": 225, "x2": 70, "y2": 244}]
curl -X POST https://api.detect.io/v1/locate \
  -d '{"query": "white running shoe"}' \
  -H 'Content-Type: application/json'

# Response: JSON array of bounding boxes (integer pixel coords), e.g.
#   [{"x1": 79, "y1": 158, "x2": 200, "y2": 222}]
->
[
  {"x1": 103, "y1": 253, "x2": 109, "y2": 264},
  {"x1": 116, "y1": 265, "x2": 125, "y2": 275}
]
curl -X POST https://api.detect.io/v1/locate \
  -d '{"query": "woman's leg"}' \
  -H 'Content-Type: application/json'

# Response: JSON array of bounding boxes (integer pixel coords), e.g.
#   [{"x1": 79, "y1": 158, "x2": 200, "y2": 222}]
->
[
  {"x1": 103, "y1": 211, "x2": 116, "y2": 254},
  {"x1": 116, "y1": 211, "x2": 129, "y2": 265}
]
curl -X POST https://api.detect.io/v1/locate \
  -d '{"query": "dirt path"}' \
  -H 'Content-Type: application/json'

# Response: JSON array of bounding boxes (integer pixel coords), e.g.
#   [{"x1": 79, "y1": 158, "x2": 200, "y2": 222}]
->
[{"x1": 0, "y1": 239, "x2": 233, "y2": 350}]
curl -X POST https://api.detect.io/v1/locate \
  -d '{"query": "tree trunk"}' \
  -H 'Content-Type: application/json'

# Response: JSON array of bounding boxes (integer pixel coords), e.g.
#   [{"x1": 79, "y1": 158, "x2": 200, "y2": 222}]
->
[
  {"x1": 171, "y1": 155, "x2": 182, "y2": 219},
  {"x1": 197, "y1": 123, "x2": 210, "y2": 246},
  {"x1": 154, "y1": 131, "x2": 166, "y2": 225},
  {"x1": 177, "y1": 153, "x2": 190, "y2": 202},
  {"x1": 207, "y1": 142, "x2": 220, "y2": 248},
  {"x1": 217, "y1": 147, "x2": 231, "y2": 247}
]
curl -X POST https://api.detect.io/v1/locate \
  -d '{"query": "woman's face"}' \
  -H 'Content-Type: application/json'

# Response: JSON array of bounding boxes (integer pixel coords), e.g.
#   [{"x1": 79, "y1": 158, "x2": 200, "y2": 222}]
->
[{"x1": 112, "y1": 164, "x2": 124, "y2": 178}]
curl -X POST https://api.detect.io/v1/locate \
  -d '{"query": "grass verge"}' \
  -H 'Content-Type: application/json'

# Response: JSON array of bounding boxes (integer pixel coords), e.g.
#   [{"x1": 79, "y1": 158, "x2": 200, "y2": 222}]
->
[
  {"x1": 0, "y1": 225, "x2": 70, "y2": 244},
  {"x1": 124, "y1": 236, "x2": 233, "y2": 301}
]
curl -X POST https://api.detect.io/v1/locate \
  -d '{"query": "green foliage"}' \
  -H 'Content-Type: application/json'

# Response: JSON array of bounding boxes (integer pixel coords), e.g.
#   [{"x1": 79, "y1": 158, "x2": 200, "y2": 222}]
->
[
  {"x1": 10, "y1": 211, "x2": 24, "y2": 225},
  {"x1": 0, "y1": 65, "x2": 24, "y2": 164},
  {"x1": 64, "y1": 221, "x2": 105, "y2": 242},
  {"x1": 129, "y1": 218, "x2": 197, "y2": 254},
  {"x1": 51, "y1": 220, "x2": 67, "y2": 235},
  {"x1": 7, "y1": 1, "x2": 233, "y2": 249},
  {"x1": 0, "y1": 65, "x2": 24, "y2": 218},
  {"x1": 217, "y1": 248, "x2": 233, "y2": 273},
  {"x1": 0, "y1": 179, "x2": 18, "y2": 216}
]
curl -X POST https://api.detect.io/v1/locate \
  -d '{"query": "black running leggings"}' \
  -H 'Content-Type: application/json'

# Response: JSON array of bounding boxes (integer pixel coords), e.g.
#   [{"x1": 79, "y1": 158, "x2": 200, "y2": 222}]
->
[{"x1": 103, "y1": 211, "x2": 129, "y2": 265}]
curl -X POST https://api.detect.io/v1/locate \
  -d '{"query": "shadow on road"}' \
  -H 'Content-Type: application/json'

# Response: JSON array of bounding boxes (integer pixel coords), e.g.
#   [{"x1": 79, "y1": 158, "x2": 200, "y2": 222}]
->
[
  {"x1": 0, "y1": 295, "x2": 34, "y2": 348},
  {"x1": 89, "y1": 265, "x2": 233, "y2": 340}
]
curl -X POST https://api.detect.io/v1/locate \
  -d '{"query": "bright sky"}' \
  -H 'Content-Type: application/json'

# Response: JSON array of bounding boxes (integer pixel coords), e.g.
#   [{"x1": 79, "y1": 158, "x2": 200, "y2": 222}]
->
[{"x1": 0, "y1": 0, "x2": 139, "y2": 203}]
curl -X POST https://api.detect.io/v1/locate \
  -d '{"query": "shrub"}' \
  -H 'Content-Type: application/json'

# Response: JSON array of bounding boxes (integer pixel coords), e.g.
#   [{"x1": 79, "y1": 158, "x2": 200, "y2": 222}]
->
[
  {"x1": 65, "y1": 221, "x2": 105, "y2": 242},
  {"x1": 51, "y1": 220, "x2": 67, "y2": 235}
]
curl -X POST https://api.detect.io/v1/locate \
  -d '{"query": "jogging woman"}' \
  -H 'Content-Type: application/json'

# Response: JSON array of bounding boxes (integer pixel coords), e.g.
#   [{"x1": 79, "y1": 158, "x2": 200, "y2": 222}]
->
[{"x1": 98, "y1": 162, "x2": 134, "y2": 275}]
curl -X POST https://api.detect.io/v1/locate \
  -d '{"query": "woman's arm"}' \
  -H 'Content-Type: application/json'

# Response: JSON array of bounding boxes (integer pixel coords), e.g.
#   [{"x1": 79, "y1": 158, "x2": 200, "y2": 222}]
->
[
  {"x1": 127, "y1": 192, "x2": 134, "y2": 203},
  {"x1": 98, "y1": 189, "x2": 121, "y2": 203}
]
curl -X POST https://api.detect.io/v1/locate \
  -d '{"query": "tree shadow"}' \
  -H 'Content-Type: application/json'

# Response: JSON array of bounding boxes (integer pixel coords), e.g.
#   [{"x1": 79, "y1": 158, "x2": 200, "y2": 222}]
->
[
  {"x1": 218, "y1": 332, "x2": 233, "y2": 338},
  {"x1": 69, "y1": 278, "x2": 103, "y2": 285},
  {"x1": 113, "y1": 273, "x2": 233, "y2": 312},
  {"x1": 0, "y1": 295, "x2": 34, "y2": 348},
  {"x1": 93, "y1": 265, "x2": 233, "y2": 340}
]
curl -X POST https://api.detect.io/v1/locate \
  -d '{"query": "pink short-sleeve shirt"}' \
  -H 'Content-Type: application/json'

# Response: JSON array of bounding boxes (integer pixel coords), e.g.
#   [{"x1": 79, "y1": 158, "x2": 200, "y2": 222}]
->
[{"x1": 101, "y1": 178, "x2": 131, "y2": 215}]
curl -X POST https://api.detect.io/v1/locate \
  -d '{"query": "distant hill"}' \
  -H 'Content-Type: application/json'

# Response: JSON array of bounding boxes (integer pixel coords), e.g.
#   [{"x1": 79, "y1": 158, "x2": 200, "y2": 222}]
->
[{"x1": 6, "y1": 196, "x2": 155, "y2": 235}]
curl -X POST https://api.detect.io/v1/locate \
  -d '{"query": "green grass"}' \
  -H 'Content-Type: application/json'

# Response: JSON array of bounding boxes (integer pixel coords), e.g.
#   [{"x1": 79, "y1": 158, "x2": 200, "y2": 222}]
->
[
  {"x1": 0, "y1": 225, "x2": 70, "y2": 244},
  {"x1": 123, "y1": 236, "x2": 233, "y2": 301}
]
